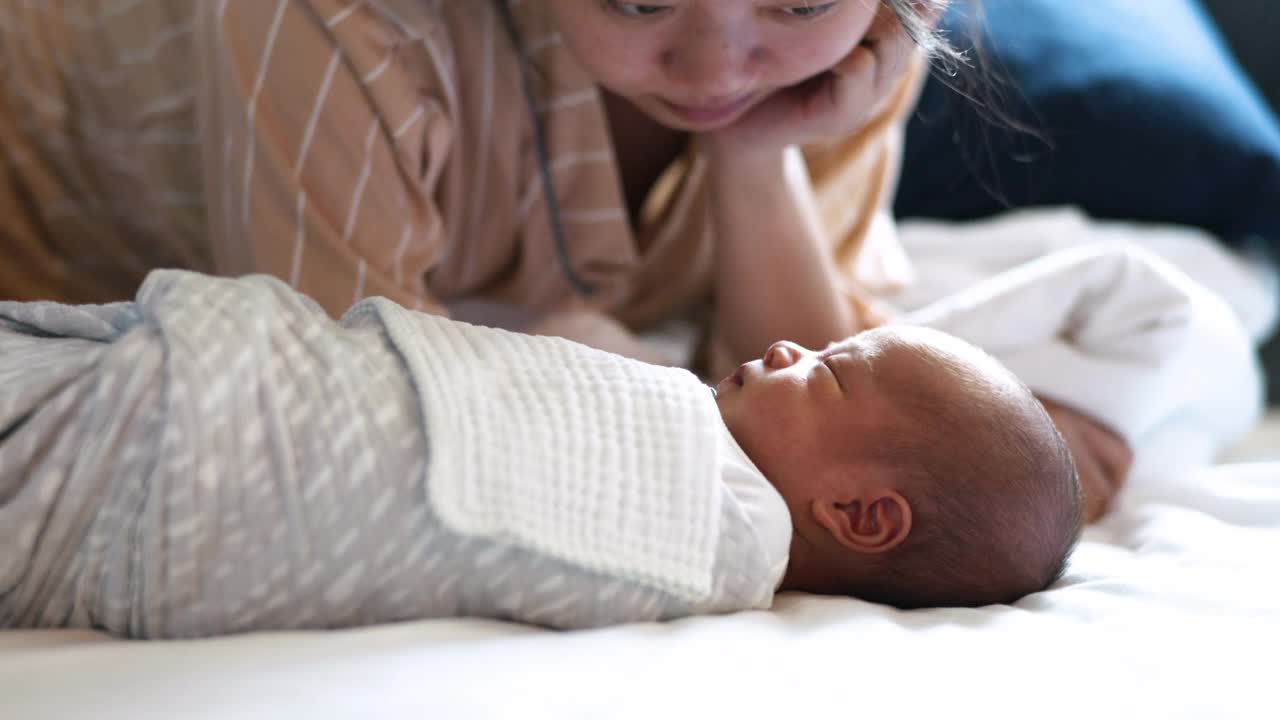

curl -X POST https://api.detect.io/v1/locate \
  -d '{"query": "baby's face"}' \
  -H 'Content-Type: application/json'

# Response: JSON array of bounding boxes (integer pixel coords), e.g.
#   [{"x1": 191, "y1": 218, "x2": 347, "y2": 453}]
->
[{"x1": 716, "y1": 326, "x2": 1008, "y2": 507}]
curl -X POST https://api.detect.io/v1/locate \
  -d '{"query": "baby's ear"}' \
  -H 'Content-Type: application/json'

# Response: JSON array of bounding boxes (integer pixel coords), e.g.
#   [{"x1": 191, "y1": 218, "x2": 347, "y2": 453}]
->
[{"x1": 811, "y1": 488, "x2": 912, "y2": 555}]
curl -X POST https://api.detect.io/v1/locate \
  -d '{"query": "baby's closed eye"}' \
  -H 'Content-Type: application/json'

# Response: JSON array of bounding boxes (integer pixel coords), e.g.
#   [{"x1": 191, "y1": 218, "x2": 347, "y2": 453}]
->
[{"x1": 823, "y1": 358, "x2": 845, "y2": 393}]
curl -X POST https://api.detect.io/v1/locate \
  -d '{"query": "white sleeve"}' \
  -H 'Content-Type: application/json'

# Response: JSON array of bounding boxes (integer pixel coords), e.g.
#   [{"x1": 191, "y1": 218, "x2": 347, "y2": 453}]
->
[{"x1": 903, "y1": 244, "x2": 1263, "y2": 452}]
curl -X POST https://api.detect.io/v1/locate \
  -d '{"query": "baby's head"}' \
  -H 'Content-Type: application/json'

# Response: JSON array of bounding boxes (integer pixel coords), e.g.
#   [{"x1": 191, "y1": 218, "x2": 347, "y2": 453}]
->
[{"x1": 716, "y1": 326, "x2": 1083, "y2": 608}]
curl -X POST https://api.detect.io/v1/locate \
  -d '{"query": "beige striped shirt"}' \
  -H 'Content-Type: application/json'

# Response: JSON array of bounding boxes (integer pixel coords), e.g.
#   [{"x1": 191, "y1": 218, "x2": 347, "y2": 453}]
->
[{"x1": 0, "y1": 0, "x2": 923, "y2": 348}]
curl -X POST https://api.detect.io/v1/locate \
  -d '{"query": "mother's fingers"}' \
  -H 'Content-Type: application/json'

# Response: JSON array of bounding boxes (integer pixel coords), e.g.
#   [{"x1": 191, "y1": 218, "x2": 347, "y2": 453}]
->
[
  {"x1": 1039, "y1": 396, "x2": 1135, "y2": 522},
  {"x1": 826, "y1": 48, "x2": 877, "y2": 129},
  {"x1": 1074, "y1": 413, "x2": 1135, "y2": 493},
  {"x1": 1046, "y1": 406, "x2": 1112, "y2": 521},
  {"x1": 863, "y1": 4, "x2": 924, "y2": 91},
  {"x1": 830, "y1": 43, "x2": 875, "y2": 78},
  {"x1": 1071, "y1": 439, "x2": 1110, "y2": 522}
]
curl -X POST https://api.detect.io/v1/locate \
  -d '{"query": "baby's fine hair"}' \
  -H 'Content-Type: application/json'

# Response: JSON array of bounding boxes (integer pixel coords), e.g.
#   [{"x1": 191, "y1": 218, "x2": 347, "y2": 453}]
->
[{"x1": 850, "y1": 349, "x2": 1084, "y2": 609}]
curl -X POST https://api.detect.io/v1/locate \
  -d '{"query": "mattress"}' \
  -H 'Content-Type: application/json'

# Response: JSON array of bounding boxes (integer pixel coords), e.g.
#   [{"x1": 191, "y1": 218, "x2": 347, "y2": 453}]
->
[{"x1": 2, "y1": 457, "x2": 1278, "y2": 719}]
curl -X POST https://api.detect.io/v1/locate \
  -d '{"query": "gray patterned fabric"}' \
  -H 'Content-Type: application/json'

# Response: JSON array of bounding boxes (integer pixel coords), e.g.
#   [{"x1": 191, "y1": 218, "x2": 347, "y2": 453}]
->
[{"x1": 0, "y1": 271, "x2": 779, "y2": 638}]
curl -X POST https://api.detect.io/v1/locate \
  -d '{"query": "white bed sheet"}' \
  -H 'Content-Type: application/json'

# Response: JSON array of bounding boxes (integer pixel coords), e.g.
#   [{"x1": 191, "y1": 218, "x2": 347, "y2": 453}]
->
[
  {"x1": 3, "y1": 211, "x2": 1278, "y2": 719},
  {"x1": 2, "y1": 460, "x2": 1278, "y2": 720}
]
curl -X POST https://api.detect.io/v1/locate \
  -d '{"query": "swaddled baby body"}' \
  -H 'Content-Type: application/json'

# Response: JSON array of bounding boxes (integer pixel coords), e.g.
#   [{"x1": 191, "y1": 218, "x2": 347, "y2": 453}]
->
[{"x1": 0, "y1": 271, "x2": 1081, "y2": 637}]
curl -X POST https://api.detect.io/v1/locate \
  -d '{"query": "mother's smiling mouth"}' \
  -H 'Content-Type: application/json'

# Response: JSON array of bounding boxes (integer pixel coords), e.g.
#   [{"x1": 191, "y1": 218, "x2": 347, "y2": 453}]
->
[{"x1": 660, "y1": 93, "x2": 758, "y2": 128}]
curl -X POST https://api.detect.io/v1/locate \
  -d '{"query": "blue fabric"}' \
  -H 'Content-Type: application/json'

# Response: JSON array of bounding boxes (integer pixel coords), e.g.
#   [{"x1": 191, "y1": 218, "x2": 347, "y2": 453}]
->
[{"x1": 893, "y1": 0, "x2": 1280, "y2": 257}]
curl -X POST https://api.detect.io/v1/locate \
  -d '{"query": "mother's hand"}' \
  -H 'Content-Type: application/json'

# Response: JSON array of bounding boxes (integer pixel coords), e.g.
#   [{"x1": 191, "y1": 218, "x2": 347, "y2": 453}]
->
[
  {"x1": 1038, "y1": 396, "x2": 1134, "y2": 523},
  {"x1": 706, "y1": 5, "x2": 922, "y2": 157}
]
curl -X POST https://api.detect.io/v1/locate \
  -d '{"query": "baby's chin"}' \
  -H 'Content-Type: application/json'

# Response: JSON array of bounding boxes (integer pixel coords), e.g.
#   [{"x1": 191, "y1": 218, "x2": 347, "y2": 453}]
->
[
  {"x1": 712, "y1": 387, "x2": 731, "y2": 425},
  {"x1": 714, "y1": 397, "x2": 782, "y2": 487},
  {"x1": 711, "y1": 381, "x2": 741, "y2": 429}
]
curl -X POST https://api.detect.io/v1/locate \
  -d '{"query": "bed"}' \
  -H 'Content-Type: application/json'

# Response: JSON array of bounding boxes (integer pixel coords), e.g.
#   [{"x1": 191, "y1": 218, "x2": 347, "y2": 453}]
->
[
  {"x1": 2, "y1": 210, "x2": 1277, "y2": 719},
  {"x1": 2, "y1": 454, "x2": 1278, "y2": 719}
]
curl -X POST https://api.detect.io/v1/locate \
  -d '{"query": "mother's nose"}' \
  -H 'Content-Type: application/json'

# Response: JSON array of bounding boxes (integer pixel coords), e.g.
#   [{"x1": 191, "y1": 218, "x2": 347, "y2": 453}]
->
[
  {"x1": 662, "y1": 20, "x2": 763, "y2": 97},
  {"x1": 763, "y1": 341, "x2": 807, "y2": 370}
]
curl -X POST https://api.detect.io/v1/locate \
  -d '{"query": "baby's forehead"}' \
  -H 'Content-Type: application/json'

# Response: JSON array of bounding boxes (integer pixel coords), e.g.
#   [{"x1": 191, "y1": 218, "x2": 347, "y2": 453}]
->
[
  {"x1": 826, "y1": 327, "x2": 978, "y2": 372},
  {"x1": 833, "y1": 328, "x2": 1024, "y2": 403}
]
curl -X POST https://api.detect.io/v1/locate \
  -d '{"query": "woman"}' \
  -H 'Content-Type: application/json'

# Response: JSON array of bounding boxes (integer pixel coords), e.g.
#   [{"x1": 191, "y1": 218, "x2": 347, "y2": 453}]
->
[{"x1": 0, "y1": 0, "x2": 1128, "y2": 517}]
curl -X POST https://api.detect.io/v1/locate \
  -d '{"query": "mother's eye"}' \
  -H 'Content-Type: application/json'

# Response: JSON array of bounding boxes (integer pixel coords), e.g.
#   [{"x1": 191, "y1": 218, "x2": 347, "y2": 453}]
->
[
  {"x1": 779, "y1": 3, "x2": 839, "y2": 19},
  {"x1": 607, "y1": 1, "x2": 671, "y2": 17}
]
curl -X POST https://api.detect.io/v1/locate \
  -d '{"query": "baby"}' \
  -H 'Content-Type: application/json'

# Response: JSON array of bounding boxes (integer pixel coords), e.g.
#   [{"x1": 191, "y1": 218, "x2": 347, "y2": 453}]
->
[{"x1": 0, "y1": 271, "x2": 1081, "y2": 637}]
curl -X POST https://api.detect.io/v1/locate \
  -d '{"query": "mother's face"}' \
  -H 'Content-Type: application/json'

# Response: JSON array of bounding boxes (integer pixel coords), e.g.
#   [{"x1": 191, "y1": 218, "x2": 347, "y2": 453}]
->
[{"x1": 546, "y1": 0, "x2": 881, "y2": 131}]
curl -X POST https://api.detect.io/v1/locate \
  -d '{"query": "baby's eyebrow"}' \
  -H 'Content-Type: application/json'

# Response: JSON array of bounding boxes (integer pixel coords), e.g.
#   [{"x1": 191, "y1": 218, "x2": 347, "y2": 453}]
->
[
  {"x1": 821, "y1": 337, "x2": 861, "y2": 357},
  {"x1": 823, "y1": 355, "x2": 848, "y2": 396},
  {"x1": 820, "y1": 341, "x2": 876, "y2": 382}
]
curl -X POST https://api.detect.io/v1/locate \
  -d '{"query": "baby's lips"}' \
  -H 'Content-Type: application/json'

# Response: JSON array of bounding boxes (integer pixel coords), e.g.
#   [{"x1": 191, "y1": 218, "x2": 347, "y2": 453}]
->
[{"x1": 714, "y1": 364, "x2": 748, "y2": 397}]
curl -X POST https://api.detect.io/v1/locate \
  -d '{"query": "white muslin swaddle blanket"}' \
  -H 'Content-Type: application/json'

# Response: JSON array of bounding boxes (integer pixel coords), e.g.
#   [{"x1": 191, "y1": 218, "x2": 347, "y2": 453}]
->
[{"x1": 347, "y1": 299, "x2": 725, "y2": 603}]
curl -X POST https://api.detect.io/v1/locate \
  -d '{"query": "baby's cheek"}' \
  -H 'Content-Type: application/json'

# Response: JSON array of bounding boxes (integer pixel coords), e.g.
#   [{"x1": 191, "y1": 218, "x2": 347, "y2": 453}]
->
[{"x1": 758, "y1": 425, "x2": 823, "y2": 481}]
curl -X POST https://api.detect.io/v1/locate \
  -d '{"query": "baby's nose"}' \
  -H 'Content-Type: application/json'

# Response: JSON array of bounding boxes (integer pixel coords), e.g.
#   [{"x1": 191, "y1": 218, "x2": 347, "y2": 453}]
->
[{"x1": 763, "y1": 341, "x2": 802, "y2": 369}]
